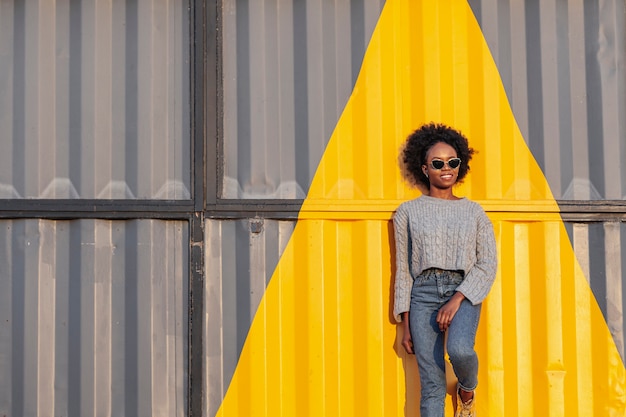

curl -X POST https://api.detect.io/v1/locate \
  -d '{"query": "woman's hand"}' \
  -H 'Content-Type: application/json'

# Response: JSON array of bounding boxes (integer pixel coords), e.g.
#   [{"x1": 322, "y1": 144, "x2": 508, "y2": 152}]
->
[
  {"x1": 437, "y1": 292, "x2": 465, "y2": 332},
  {"x1": 401, "y1": 312, "x2": 414, "y2": 354}
]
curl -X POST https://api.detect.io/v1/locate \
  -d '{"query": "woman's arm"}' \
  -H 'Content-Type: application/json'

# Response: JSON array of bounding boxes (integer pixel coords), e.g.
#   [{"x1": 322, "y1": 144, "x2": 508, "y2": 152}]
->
[
  {"x1": 455, "y1": 211, "x2": 497, "y2": 305},
  {"x1": 393, "y1": 206, "x2": 413, "y2": 323},
  {"x1": 401, "y1": 312, "x2": 414, "y2": 354}
]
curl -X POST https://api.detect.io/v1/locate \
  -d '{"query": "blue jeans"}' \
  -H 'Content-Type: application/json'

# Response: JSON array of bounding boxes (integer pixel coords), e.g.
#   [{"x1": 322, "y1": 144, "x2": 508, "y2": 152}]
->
[{"x1": 409, "y1": 268, "x2": 481, "y2": 417}]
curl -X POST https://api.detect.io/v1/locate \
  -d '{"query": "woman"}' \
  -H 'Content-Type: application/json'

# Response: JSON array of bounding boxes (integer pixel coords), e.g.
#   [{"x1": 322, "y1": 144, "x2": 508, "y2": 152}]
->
[{"x1": 393, "y1": 123, "x2": 497, "y2": 417}]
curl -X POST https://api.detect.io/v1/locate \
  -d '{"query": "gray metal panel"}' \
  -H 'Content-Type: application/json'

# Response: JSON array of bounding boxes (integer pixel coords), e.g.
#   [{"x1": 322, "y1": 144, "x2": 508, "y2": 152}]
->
[
  {"x1": 566, "y1": 221, "x2": 626, "y2": 361},
  {"x1": 221, "y1": 0, "x2": 386, "y2": 199},
  {"x1": 0, "y1": 0, "x2": 190, "y2": 199},
  {"x1": 205, "y1": 218, "x2": 295, "y2": 416},
  {"x1": 468, "y1": 0, "x2": 626, "y2": 200},
  {"x1": 0, "y1": 219, "x2": 188, "y2": 417}
]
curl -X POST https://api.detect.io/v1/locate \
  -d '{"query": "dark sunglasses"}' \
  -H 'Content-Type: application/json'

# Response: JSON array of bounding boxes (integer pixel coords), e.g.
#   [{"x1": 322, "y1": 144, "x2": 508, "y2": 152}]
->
[{"x1": 429, "y1": 158, "x2": 461, "y2": 170}]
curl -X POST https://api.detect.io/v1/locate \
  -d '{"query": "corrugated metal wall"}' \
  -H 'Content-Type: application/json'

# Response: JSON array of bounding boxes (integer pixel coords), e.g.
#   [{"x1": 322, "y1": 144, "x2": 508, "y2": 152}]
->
[
  {"x1": 0, "y1": 1, "x2": 194, "y2": 416},
  {"x1": 468, "y1": 0, "x2": 626, "y2": 200},
  {"x1": 209, "y1": 0, "x2": 626, "y2": 416},
  {"x1": 209, "y1": 215, "x2": 624, "y2": 416},
  {"x1": 564, "y1": 221, "x2": 626, "y2": 360},
  {"x1": 1, "y1": 0, "x2": 624, "y2": 415},
  {"x1": 467, "y1": 0, "x2": 626, "y2": 364},
  {"x1": 219, "y1": 0, "x2": 626, "y2": 199},
  {"x1": 204, "y1": 218, "x2": 295, "y2": 416},
  {"x1": 221, "y1": 0, "x2": 385, "y2": 198},
  {"x1": 0, "y1": 0, "x2": 190, "y2": 199},
  {"x1": 0, "y1": 219, "x2": 188, "y2": 417}
]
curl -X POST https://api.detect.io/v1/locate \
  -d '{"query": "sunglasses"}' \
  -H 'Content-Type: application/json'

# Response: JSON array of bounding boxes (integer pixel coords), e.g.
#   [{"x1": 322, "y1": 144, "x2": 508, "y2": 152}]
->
[{"x1": 429, "y1": 158, "x2": 461, "y2": 170}]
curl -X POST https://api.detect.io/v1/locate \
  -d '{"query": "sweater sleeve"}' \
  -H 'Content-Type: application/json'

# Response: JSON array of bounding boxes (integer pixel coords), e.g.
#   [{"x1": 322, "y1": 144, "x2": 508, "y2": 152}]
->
[
  {"x1": 455, "y1": 211, "x2": 497, "y2": 304},
  {"x1": 393, "y1": 205, "x2": 412, "y2": 323}
]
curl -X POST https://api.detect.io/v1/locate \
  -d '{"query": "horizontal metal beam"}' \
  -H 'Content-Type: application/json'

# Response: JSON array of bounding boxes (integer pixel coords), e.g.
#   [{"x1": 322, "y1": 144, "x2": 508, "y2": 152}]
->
[
  {"x1": 558, "y1": 201, "x2": 626, "y2": 222},
  {"x1": 0, "y1": 199, "x2": 196, "y2": 219},
  {"x1": 205, "y1": 200, "x2": 304, "y2": 219},
  {"x1": 558, "y1": 200, "x2": 626, "y2": 212},
  {"x1": 0, "y1": 199, "x2": 625, "y2": 221},
  {"x1": 558, "y1": 213, "x2": 626, "y2": 222}
]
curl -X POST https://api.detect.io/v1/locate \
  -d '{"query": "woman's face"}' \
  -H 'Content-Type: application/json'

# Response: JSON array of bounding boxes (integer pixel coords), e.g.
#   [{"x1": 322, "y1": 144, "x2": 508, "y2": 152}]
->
[{"x1": 422, "y1": 142, "x2": 460, "y2": 190}]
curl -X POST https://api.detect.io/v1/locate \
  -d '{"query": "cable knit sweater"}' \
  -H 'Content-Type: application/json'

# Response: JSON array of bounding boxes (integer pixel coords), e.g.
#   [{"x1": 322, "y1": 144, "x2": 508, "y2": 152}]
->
[{"x1": 393, "y1": 195, "x2": 497, "y2": 323}]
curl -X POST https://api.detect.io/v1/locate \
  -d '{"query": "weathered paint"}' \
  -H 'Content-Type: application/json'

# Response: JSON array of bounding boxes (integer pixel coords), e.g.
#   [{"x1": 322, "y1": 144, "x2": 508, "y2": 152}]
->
[{"x1": 215, "y1": 1, "x2": 625, "y2": 416}]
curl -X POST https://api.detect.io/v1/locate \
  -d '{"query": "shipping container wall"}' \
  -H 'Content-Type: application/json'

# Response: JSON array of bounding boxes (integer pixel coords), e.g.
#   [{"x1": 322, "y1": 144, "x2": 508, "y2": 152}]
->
[
  {"x1": 220, "y1": 0, "x2": 626, "y2": 201},
  {"x1": 0, "y1": 219, "x2": 189, "y2": 417},
  {"x1": 0, "y1": 0, "x2": 191, "y2": 199},
  {"x1": 468, "y1": 0, "x2": 626, "y2": 201},
  {"x1": 205, "y1": 219, "x2": 296, "y2": 416},
  {"x1": 0, "y1": 1, "x2": 195, "y2": 416},
  {"x1": 209, "y1": 0, "x2": 626, "y2": 416},
  {"x1": 211, "y1": 216, "x2": 624, "y2": 416},
  {"x1": 0, "y1": 0, "x2": 624, "y2": 416},
  {"x1": 220, "y1": 0, "x2": 385, "y2": 199},
  {"x1": 564, "y1": 221, "x2": 626, "y2": 360}
]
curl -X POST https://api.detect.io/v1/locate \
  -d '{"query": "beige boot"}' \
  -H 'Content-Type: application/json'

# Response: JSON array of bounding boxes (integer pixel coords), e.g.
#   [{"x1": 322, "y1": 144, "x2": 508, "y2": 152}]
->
[{"x1": 454, "y1": 387, "x2": 475, "y2": 417}]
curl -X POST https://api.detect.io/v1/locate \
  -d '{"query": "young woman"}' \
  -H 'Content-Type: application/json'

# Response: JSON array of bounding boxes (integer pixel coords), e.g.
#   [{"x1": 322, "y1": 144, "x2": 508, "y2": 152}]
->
[{"x1": 393, "y1": 123, "x2": 497, "y2": 417}]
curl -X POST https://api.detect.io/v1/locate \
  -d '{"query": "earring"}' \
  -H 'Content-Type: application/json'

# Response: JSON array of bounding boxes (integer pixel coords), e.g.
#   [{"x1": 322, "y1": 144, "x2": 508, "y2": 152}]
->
[{"x1": 425, "y1": 172, "x2": 429, "y2": 178}]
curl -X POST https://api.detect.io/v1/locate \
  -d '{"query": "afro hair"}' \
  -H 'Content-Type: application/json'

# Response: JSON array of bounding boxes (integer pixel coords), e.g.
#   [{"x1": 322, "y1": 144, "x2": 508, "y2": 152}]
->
[{"x1": 401, "y1": 122, "x2": 475, "y2": 188}]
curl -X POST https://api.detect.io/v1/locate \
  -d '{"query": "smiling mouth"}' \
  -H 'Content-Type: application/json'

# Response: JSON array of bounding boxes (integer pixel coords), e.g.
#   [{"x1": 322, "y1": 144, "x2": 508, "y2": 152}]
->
[{"x1": 441, "y1": 174, "x2": 454, "y2": 180}]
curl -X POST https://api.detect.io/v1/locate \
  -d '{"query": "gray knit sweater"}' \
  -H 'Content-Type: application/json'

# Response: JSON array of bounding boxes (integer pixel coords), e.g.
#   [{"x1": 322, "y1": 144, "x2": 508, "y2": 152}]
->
[{"x1": 393, "y1": 195, "x2": 497, "y2": 322}]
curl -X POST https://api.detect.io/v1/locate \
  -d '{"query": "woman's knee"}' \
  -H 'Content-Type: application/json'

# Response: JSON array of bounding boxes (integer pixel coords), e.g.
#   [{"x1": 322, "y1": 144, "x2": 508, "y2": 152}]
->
[{"x1": 447, "y1": 343, "x2": 476, "y2": 364}]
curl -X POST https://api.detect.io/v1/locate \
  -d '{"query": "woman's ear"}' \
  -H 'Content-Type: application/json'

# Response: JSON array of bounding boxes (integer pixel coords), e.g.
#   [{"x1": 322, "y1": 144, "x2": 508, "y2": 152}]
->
[{"x1": 422, "y1": 165, "x2": 429, "y2": 178}]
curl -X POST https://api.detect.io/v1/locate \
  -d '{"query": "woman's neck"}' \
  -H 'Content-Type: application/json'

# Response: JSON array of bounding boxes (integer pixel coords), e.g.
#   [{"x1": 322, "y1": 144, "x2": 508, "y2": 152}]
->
[{"x1": 428, "y1": 187, "x2": 459, "y2": 200}]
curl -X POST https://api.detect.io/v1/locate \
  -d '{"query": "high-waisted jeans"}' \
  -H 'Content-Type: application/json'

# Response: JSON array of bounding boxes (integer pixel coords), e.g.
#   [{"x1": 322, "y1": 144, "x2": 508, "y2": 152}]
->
[{"x1": 409, "y1": 268, "x2": 481, "y2": 417}]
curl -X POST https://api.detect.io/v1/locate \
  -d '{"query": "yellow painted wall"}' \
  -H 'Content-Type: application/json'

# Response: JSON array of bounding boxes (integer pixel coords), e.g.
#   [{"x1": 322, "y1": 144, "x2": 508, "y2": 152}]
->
[{"x1": 215, "y1": 0, "x2": 626, "y2": 415}]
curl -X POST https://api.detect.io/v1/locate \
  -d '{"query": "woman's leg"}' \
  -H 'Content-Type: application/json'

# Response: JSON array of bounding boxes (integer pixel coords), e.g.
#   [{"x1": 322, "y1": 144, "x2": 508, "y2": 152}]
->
[
  {"x1": 410, "y1": 283, "x2": 447, "y2": 417},
  {"x1": 446, "y1": 299, "x2": 482, "y2": 392}
]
